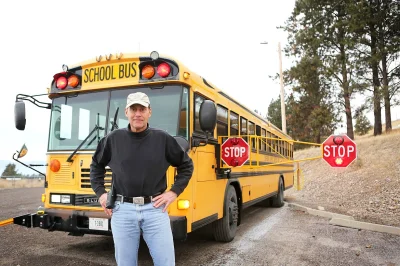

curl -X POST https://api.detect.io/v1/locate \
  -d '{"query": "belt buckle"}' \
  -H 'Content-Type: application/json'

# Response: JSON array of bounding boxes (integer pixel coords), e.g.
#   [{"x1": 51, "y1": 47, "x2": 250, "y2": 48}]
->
[
  {"x1": 116, "y1": 194, "x2": 124, "y2": 203},
  {"x1": 132, "y1": 197, "x2": 144, "y2": 205}
]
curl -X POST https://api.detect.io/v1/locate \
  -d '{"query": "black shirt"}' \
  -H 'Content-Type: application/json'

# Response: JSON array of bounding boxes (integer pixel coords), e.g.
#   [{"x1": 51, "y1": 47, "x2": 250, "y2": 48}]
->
[{"x1": 90, "y1": 125, "x2": 193, "y2": 198}]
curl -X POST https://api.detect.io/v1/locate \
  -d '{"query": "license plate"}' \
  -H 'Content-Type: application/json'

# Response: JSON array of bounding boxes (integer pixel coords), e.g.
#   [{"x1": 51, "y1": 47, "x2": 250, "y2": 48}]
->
[{"x1": 89, "y1": 218, "x2": 109, "y2": 231}]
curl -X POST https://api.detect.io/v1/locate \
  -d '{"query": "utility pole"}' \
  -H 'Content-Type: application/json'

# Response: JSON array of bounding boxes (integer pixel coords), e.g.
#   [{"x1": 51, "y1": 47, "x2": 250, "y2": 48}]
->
[
  {"x1": 260, "y1": 41, "x2": 287, "y2": 134},
  {"x1": 278, "y1": 42, "x2": 287, "y2": 134}
]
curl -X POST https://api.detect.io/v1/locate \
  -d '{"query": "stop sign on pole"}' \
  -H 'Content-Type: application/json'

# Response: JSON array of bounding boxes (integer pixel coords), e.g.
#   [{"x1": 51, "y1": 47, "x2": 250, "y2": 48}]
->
[
  {"x1": 322, "y1": 134, "x2": 357, "y2": 167},
  {"x1": 221, "y1": 137, "x2": 250, "y2": 167}
]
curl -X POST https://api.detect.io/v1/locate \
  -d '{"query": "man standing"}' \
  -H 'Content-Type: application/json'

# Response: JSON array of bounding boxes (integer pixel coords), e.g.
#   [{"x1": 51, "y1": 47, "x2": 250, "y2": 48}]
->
[{"x1": 90, "y1": 92, "x2": 193, "y2": 266}]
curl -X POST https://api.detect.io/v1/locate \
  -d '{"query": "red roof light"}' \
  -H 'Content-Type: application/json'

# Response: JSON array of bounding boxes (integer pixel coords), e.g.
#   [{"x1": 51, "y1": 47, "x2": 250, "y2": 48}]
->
[
  {"x1": 56, "y1": 76, "x2": 68, "y2": 90},
  {"x1": 157, "y1": 63, "x2": 171, "y2": 78}
]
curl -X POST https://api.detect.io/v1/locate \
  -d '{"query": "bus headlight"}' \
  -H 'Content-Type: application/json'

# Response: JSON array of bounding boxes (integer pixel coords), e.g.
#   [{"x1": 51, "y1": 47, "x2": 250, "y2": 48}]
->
[
  {"x1": 51, "y1": 194, "x2": 61, "y2": 203},
  {"x1": 50, "y1": 194, "x2": 71, "y2": 204},
  {"x1": 61, "y1": 195, "x2": 71, "y2": 204}
]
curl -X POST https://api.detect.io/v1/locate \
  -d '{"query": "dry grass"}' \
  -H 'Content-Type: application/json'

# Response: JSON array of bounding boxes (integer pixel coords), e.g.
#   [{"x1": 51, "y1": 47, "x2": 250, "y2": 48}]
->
[
  {"x1": 359, "y1": 119, "x2": 400, "y2": 139},
  {"x1": 287, "y1": 121, "x2": 400, "y2": 227},
  {"x1": 0, "y1": 179, "x2": 44, "y2": 189}
]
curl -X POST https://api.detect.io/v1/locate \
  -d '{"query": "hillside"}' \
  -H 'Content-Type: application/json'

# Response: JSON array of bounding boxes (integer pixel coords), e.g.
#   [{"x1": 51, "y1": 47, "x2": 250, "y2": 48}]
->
[{"x1": 286, "y1": 125, "x2": 400, "y2": 227}]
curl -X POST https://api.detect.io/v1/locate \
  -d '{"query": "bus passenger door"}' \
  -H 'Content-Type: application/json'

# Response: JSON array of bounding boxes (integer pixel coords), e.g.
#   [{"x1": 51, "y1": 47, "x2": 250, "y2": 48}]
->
[
  {"x1": 197, "y1": 151, "x2": 215, "y2": 182},
  {"x1": 192, "y1": 145, "x2": 220, "y2": 224}
]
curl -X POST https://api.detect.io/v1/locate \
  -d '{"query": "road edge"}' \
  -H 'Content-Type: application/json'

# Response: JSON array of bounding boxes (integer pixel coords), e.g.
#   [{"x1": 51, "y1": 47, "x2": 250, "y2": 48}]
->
[{"x1": 286, "y1": 202, "x2": 400, "y2": 236}]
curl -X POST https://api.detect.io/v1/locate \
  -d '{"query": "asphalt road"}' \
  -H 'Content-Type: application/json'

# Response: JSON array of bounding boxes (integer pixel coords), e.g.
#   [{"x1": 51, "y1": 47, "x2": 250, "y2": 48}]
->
[{"x1": 1, "y1": 188, "x2": 400, "y2": 266}]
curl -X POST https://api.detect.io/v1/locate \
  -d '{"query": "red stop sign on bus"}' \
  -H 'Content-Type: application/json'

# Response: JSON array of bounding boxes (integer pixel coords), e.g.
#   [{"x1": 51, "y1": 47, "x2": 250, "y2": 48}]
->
[
  {"x1": 221, "y1": 137, "x2": 250, "y2": 167},
  {"x1": 322, "y1": 134, "x2": 357, "y2": 167}
]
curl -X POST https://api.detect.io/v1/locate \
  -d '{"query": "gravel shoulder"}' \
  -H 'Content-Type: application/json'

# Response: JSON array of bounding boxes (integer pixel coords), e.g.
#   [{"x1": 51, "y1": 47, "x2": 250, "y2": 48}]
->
[
  {"x1": 0, "y1": 187, "x2": 43, "y2": 221},
  {"x1": 1, "y1": 187, "x2": 400, "y2": 265}
]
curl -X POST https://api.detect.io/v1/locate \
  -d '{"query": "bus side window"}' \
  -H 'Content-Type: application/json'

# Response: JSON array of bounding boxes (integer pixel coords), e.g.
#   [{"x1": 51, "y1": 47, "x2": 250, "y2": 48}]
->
[
  {"x1": 256, "y1": 125, "x2": 261, "y2": 151},
  {"x1": 277, "y1": 138, "x2": 280, "y2": 154},
  {"x1": 272, "y1": 134, "x2": 277, "y2": 153},
  {"x1": 267, "y1": 131, "x2": 271, "y2": 152},
  {"x1": 285, "y1": 142, "x2": 288, "y2": 158},
  {"x1": 283, "y1": 140, "x2": 286, "y2": 157},
  {"x1": 249, "y1": 121, "x2": 255, "y2": 150},
  {"x1": 276, "y1": 136, "x2": 280, "y2": 154},
  {"x1": 261, "y1": 128, "x2": 266, "y2": 151},
  {"x1": 291, "y1": 143, "x2": 294, "y2": 159},
  {"x1": 230, "y1": 111, "x2": 239, "y2": 137},
  {"x1": 217, "y1": 105, "x2": 228, "y2": 143},
  {"x1": 240, "y1": 117, "x2": 248, "y2": 142}
]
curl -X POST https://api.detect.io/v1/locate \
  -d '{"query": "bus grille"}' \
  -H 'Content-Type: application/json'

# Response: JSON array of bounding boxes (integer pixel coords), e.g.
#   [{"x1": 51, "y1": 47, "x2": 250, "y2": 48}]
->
[
  {"x1": 75, "y1": 194, "x2": 101, "y2": 207},
  {"x1": 80, "y1": 168, "x2": 112, "y2": 189},
  {"x1": 54, "y1": 163, "x2": 73, "y2": 184}
]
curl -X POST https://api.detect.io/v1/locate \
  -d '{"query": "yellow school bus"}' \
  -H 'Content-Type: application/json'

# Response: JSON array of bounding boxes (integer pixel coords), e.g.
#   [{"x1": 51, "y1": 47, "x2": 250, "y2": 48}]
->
[{"x1": 13, "y1": 51, "x2": 294, "y2": 242}]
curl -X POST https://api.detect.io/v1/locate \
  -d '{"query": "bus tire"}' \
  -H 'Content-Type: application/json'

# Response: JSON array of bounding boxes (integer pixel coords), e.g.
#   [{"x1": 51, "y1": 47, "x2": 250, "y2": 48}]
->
[
  {"x1": 212, "y1": 185, "x2": 238, "y2": 242},
  {"x1": 271, "y1": 177, "x2": 285, "y2": 208}
]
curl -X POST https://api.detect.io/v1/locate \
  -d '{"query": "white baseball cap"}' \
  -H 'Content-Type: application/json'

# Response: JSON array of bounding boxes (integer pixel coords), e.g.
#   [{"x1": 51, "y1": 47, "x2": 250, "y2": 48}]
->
[{"x1": 126, "y1": 92, "x2": 150, "y2": 109}]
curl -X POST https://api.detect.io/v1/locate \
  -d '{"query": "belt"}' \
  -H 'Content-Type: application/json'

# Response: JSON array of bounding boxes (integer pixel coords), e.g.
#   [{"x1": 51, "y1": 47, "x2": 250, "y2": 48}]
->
[{"x1": 115, "y1": 194, "x2": 154, "y2": 205}]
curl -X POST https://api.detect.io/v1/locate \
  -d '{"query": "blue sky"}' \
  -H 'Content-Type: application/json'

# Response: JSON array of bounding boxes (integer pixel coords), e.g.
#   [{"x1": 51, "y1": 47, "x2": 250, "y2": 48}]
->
[{"x1": 1, "y1": 0, "x2": 398, "y2": 162}]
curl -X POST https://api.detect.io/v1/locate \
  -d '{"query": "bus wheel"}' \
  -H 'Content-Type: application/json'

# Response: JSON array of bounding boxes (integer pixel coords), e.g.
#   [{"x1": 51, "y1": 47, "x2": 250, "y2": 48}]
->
[
  {"x1": 212, "y1": 185, "x2": 238, "y2": 242},
  {"x1": 271, "y1": 177, "x2": 285, "y2": 207}
]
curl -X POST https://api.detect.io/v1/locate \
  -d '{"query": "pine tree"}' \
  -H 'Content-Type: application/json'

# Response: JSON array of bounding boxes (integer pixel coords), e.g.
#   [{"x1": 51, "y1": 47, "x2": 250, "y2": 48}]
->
[
  {"x1": 281, "y1": 0, "x2": 355, "y2": 140},
  {"x1": 281, "y1": 0, "x2": 400, "y2": 138},
  {"x1": 1, "y1": 163, "x2": 20, "y2": 179},
  {"x1": 285, "y1": 52, "x2": 339, "y2": 143},
  {"x1": 267, "y1": 98, "x2": 282, "y2": 130},
  {"x1": 355, "y1": 113, "x2": 372, "y2": 135},
  {"x1": 349, "y1": 0, "x2": 400, "y2": 135}
]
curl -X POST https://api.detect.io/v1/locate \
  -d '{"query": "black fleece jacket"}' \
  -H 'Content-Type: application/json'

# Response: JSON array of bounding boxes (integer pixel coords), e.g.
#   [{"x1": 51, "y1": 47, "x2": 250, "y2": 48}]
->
[{"x1": 90, "y1": 125, "x2": 193, "y2": 198}]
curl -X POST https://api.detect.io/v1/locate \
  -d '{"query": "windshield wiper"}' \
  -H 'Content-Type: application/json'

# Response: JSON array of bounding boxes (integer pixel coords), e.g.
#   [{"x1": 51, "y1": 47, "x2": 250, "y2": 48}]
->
[
  {"x1": 66, "y1": 124, "x2": 104, "y2": 163},
  {"x1": 110, "y1": 107, "x2": 119, "y2": 131},
  {"x1": 66, "y1": 108, "x2": 118, "y2": 163}
]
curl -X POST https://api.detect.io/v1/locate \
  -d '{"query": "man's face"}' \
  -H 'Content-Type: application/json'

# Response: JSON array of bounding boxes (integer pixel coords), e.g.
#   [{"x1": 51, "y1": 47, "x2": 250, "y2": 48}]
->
[{"x1": 125, "y1": 104, "x2": 152, "y2": 132}]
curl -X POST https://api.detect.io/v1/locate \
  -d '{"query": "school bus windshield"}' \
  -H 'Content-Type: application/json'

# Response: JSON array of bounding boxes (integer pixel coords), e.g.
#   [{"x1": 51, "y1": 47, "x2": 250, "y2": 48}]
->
[{"x1": 48, "y1": 84, "x2": 189, "y2": 151}]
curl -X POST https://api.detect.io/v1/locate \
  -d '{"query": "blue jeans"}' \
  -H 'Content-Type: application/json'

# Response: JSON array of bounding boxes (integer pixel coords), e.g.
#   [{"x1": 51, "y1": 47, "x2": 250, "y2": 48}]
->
[{"x1": 111, "y1": 201, "x2": 175, "y2": 266}]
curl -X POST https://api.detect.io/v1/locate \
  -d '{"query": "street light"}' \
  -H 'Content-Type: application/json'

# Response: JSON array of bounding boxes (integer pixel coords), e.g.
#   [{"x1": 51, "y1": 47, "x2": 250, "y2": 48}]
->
[{"x1": 260, "y1": 41, "x2": 287, "y2": 134}]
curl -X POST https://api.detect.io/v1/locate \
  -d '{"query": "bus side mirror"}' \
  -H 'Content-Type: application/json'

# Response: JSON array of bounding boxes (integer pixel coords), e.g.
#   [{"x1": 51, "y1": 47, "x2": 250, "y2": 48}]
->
[
  {"x1": 199, "y1": 100, "x2": 217, "y2": 135},
  {"x1": 15, "y1": 101, "x2": 26, "y2": 131}
]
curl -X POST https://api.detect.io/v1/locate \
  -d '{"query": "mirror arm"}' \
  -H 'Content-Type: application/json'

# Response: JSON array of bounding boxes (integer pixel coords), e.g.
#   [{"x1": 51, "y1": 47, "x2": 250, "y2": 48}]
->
[
  {"x1": 12, "y1": 152, "x2": 46, "y2": 177},
  {"x1": 191, "y1": 138, "x2": 208, "y2": 147},
  {"x1": 199, "y1": 141, "x2": 208, "y2": 147},
  {"x1": 16, "y1": 94, "x2": 51, "y2": 109}
]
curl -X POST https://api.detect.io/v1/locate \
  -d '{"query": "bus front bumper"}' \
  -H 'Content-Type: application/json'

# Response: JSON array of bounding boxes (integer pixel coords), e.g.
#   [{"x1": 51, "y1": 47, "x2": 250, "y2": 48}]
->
[{"x1": 13, "y1": 208, "x2": 187, "y2": 240}]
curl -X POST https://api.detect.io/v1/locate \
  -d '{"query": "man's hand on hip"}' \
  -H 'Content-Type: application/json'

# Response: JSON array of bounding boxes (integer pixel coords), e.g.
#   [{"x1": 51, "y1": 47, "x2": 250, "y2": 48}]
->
[
  {"x1": 99, "y1": 193, "x2": 113, "y2": 216},
  {"x1": 152, "y1": 191, "x2": 177, "y2": 212}
]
